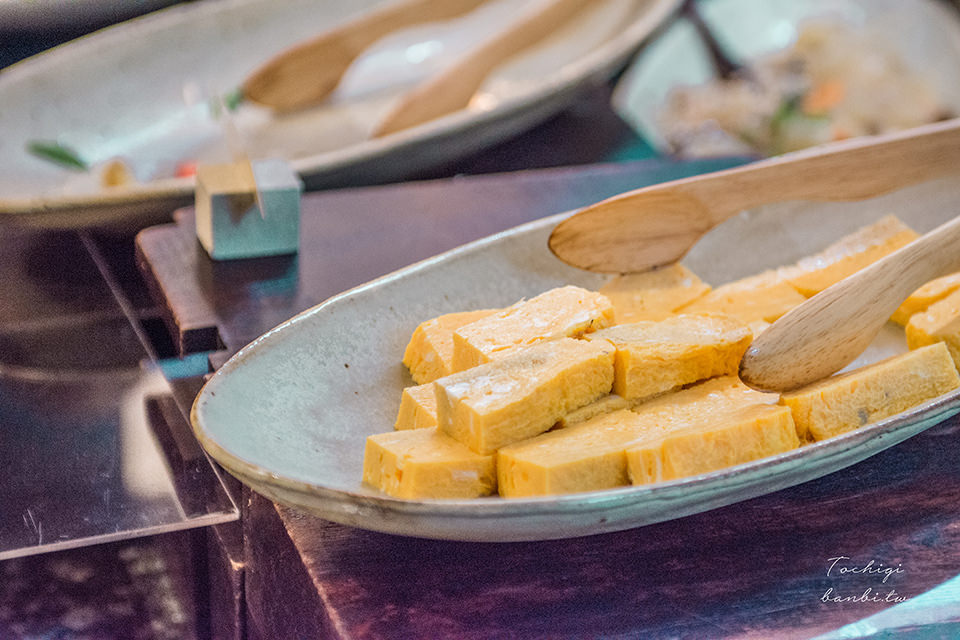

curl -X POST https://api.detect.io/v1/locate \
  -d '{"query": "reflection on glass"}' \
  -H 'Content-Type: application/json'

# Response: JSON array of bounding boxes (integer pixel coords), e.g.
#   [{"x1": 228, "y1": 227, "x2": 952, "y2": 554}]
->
[{"x1": 0, "y1": 309, "x2": 237, "y2": 561}]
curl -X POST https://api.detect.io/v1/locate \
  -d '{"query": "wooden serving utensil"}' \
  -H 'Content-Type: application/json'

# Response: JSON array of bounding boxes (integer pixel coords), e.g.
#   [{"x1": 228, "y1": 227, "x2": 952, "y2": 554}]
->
[
  {"x1": 548, "y1": 118, "x2": 960, "y2": 274},
  {"x1": 740, "y1": 213, "x2": 960, "y2": 392},
  {"x1": 242, "y1": 0, "x2": 490, "y2": 112},
  {"x1": 372, "y1": 0, "x2": 591, "y2": 137}
]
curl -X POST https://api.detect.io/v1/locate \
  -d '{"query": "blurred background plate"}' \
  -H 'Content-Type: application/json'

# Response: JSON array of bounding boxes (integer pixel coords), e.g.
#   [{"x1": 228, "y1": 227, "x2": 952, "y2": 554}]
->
[
  {"x1": 612, "y1": 0, "x2": 960, "y2": 156},
  {"x1": 0, "y1": 0, "x2": 680, "y2": 229}
]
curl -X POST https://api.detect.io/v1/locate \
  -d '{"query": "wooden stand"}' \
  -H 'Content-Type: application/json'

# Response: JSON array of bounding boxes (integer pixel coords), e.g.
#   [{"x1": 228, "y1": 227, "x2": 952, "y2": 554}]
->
[{"x1": 136, "y1": 160, "x2": 960, "y2": 638}]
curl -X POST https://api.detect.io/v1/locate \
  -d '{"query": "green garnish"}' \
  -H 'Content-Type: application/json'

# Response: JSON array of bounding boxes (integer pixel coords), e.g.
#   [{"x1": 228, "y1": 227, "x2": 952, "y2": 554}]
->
[
  {"x1": 209, "y1": 87, "x2": 245, "y2": 118},
  {"x1": 223, "y1": 87, "x2": 244, "y2": 112},
  {"x1": 770, "y1": 94, "x2": 804, "y2": 131},
  {"x1": 770, "y1": 93, "x2": 829, "y2": 154},
  {"x1": 26, "y1": 140, "x2": 89, "y2": 171}
]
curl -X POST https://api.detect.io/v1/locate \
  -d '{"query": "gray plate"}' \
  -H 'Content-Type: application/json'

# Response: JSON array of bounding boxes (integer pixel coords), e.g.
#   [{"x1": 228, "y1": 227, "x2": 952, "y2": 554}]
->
[{"x1": 192, "y1": 175, "x2": 960, "y2": 542}]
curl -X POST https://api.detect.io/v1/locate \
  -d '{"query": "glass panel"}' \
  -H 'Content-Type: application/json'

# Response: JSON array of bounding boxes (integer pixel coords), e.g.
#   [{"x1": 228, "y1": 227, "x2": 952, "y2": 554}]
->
[{"x1": 0, "y1": 227, "x2": 237, "y2": 561}]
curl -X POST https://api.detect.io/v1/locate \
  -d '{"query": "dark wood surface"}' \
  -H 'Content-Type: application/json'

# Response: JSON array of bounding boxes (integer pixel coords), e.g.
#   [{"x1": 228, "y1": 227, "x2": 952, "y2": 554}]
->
[
  {"x1": 169, "y1": 375, "x2": 247, "y2": 640},
  {"x1": 135, "y1": 159, "x2": 960, "y2": 638},
  {"x1": 206, "y1": 521, "x2": 246, "y2": 640}
]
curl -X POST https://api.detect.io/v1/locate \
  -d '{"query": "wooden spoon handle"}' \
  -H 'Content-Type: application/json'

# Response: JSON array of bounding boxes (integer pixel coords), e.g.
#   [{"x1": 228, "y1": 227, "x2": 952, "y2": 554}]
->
[
  {"x1": 685, "y1": 119, "x2": 960, "y2": 222},
  {"x1": 550, "y1": 118, "x2": 960, "y2": 273},
  {"x1": 373, "y1": 0, "x2": 591, "y2": 137},
  {"x1": 243, "y1": 0, "x2": 490, "y2": 112},
  {"x1": 899, "y1": 215, "x2": 960, "y2": 288}
]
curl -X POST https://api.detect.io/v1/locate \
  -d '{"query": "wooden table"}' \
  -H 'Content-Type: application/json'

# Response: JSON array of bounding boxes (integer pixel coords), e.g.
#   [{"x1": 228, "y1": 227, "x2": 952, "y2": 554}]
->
[{"x1": 136, "y1": 159, "x2": 960, "y2": 639}]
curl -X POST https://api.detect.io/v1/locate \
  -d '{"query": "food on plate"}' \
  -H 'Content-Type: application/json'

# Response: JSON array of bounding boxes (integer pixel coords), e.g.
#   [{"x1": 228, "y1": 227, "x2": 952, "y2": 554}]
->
[
  {"x1": 362, "y1": 428, "x2": 496, "y2": 499},
  {"x1": 498, "y1": 408, "x2": 658, "y2": 497},
  {"x1": 22, "y1": 88, "x2": 242, "y2": 189},
  {"x1": 892, "y1": 273, "x2": 960, "y2": 326},
  {"x1": 555, "y1": 394, "x2": 631, "y2": 429},
  {"x1": 214, "y1": 87, "x2": 245, "y2": 115},
  {"x1": 174, "y1": 161, "x2": 199, "y2": 179},
  {"x1": 598, "y1": 264, "x2": 710, "y2": 322},
  {"x1": 748, "y1": 320, "x2": 771, "y2": 336},
  {"x1": 363, "y1": 215, "x2": 959, "y2": 499},
  {"x1": 403, "y1": 309, "x2": 499, "y2": 384},
  {"x1": 679, "y1": 214, "x2": 917, "y2": 323},
  {"x1": 780, "y1": 215, "x2": 919, "y2": 296},
  {"x1": 497, "y1": 377, "x2": 776, "y2": 497},
  {"x1": 678, "y1": 269, "x2": 806, "y2": 323},
  {"x1": 26, "y1": 140, "x2": 89, "y2": 171},
  {"x1": 626, "y1": 404, "x2": 798, "y2": 484},
  {"x1": 658, "y1": 22, "x2": 953, "y2": 157},
  {"x1": 451, "y1": 286, "x2": 614, "y2": 371},
  {"x1": 435, "y1": 338, "x2": 615, "y2": 455},
  {"x1": 100, "y1": 158, "x2": 136, "y2": 188},
  {"x1": 26, "y1": 140, "x2": 139, "y2": 189},
  {"x1": 780, "y1": 343, "x2": 960, "y2": 442},
  {"x1": 584, "y1": 314, "x2": 751, "y2": 400},
  {"x1": 905, "y1": 289, "x2": 960, "y2": 367},
  {"x1": 394, "y1": 383, "x2": 438, "y2": 430}
]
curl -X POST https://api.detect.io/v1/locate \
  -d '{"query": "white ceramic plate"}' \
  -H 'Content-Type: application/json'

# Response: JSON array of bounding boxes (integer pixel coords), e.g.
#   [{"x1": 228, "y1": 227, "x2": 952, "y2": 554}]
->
[
  {"x1": 192, "y1": 174, "x2": 960, "y2": 542},
  {"x1": 0, "y1": 0, "x2": 680, "y2": 229},
  {"x1": 611, "y1": 0, "x2": 960, "y2": 154}
]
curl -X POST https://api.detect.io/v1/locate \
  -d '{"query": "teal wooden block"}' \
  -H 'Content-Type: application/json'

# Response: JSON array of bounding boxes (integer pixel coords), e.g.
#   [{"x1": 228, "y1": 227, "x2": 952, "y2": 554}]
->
[{"x1": 195, "y1": 158, "x2": 302, "y2": 260}]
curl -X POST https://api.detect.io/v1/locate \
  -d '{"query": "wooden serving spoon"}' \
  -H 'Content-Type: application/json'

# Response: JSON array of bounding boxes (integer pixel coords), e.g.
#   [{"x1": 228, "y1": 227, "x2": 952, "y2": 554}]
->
[
  {"x1": 242, "y1": 0, "x2": 491, "y2": 113},
  {"x1": 740, "y1": 214, "x2": 960, "y2": 392},
  {"x1": 548, "y1": 118, "x2": 960, "y2": 274},
  {"x1": 373, "y1": 0, "x2": 591, "y2": 137}
]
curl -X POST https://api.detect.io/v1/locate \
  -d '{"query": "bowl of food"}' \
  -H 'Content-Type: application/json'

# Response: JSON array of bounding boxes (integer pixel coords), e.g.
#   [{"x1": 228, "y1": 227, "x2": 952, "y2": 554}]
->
[{"x1": 612, "y1": 0, "x2": 960, "y2": 157}]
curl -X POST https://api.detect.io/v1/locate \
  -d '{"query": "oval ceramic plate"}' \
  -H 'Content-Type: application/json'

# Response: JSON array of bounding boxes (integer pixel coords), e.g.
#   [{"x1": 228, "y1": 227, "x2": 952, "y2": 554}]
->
[
  {"x1": 611, "y1": 0, "x2": 960, "y2": 154},
  {"x1": 192, "y1": 175, "x2": 960, "y2": 542},
  {"x1": 0, "y1": 0, "x2": 680, "y2": 229}
]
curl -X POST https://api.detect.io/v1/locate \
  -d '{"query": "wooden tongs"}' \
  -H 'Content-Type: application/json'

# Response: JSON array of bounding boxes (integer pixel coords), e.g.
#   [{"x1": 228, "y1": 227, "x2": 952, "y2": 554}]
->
[
  {"x1": 548, "y1": 119, "x2": 960, "y2": 391},
  {"x1": 242, "y1": 0, "x2": 591, "y2": 135}
]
